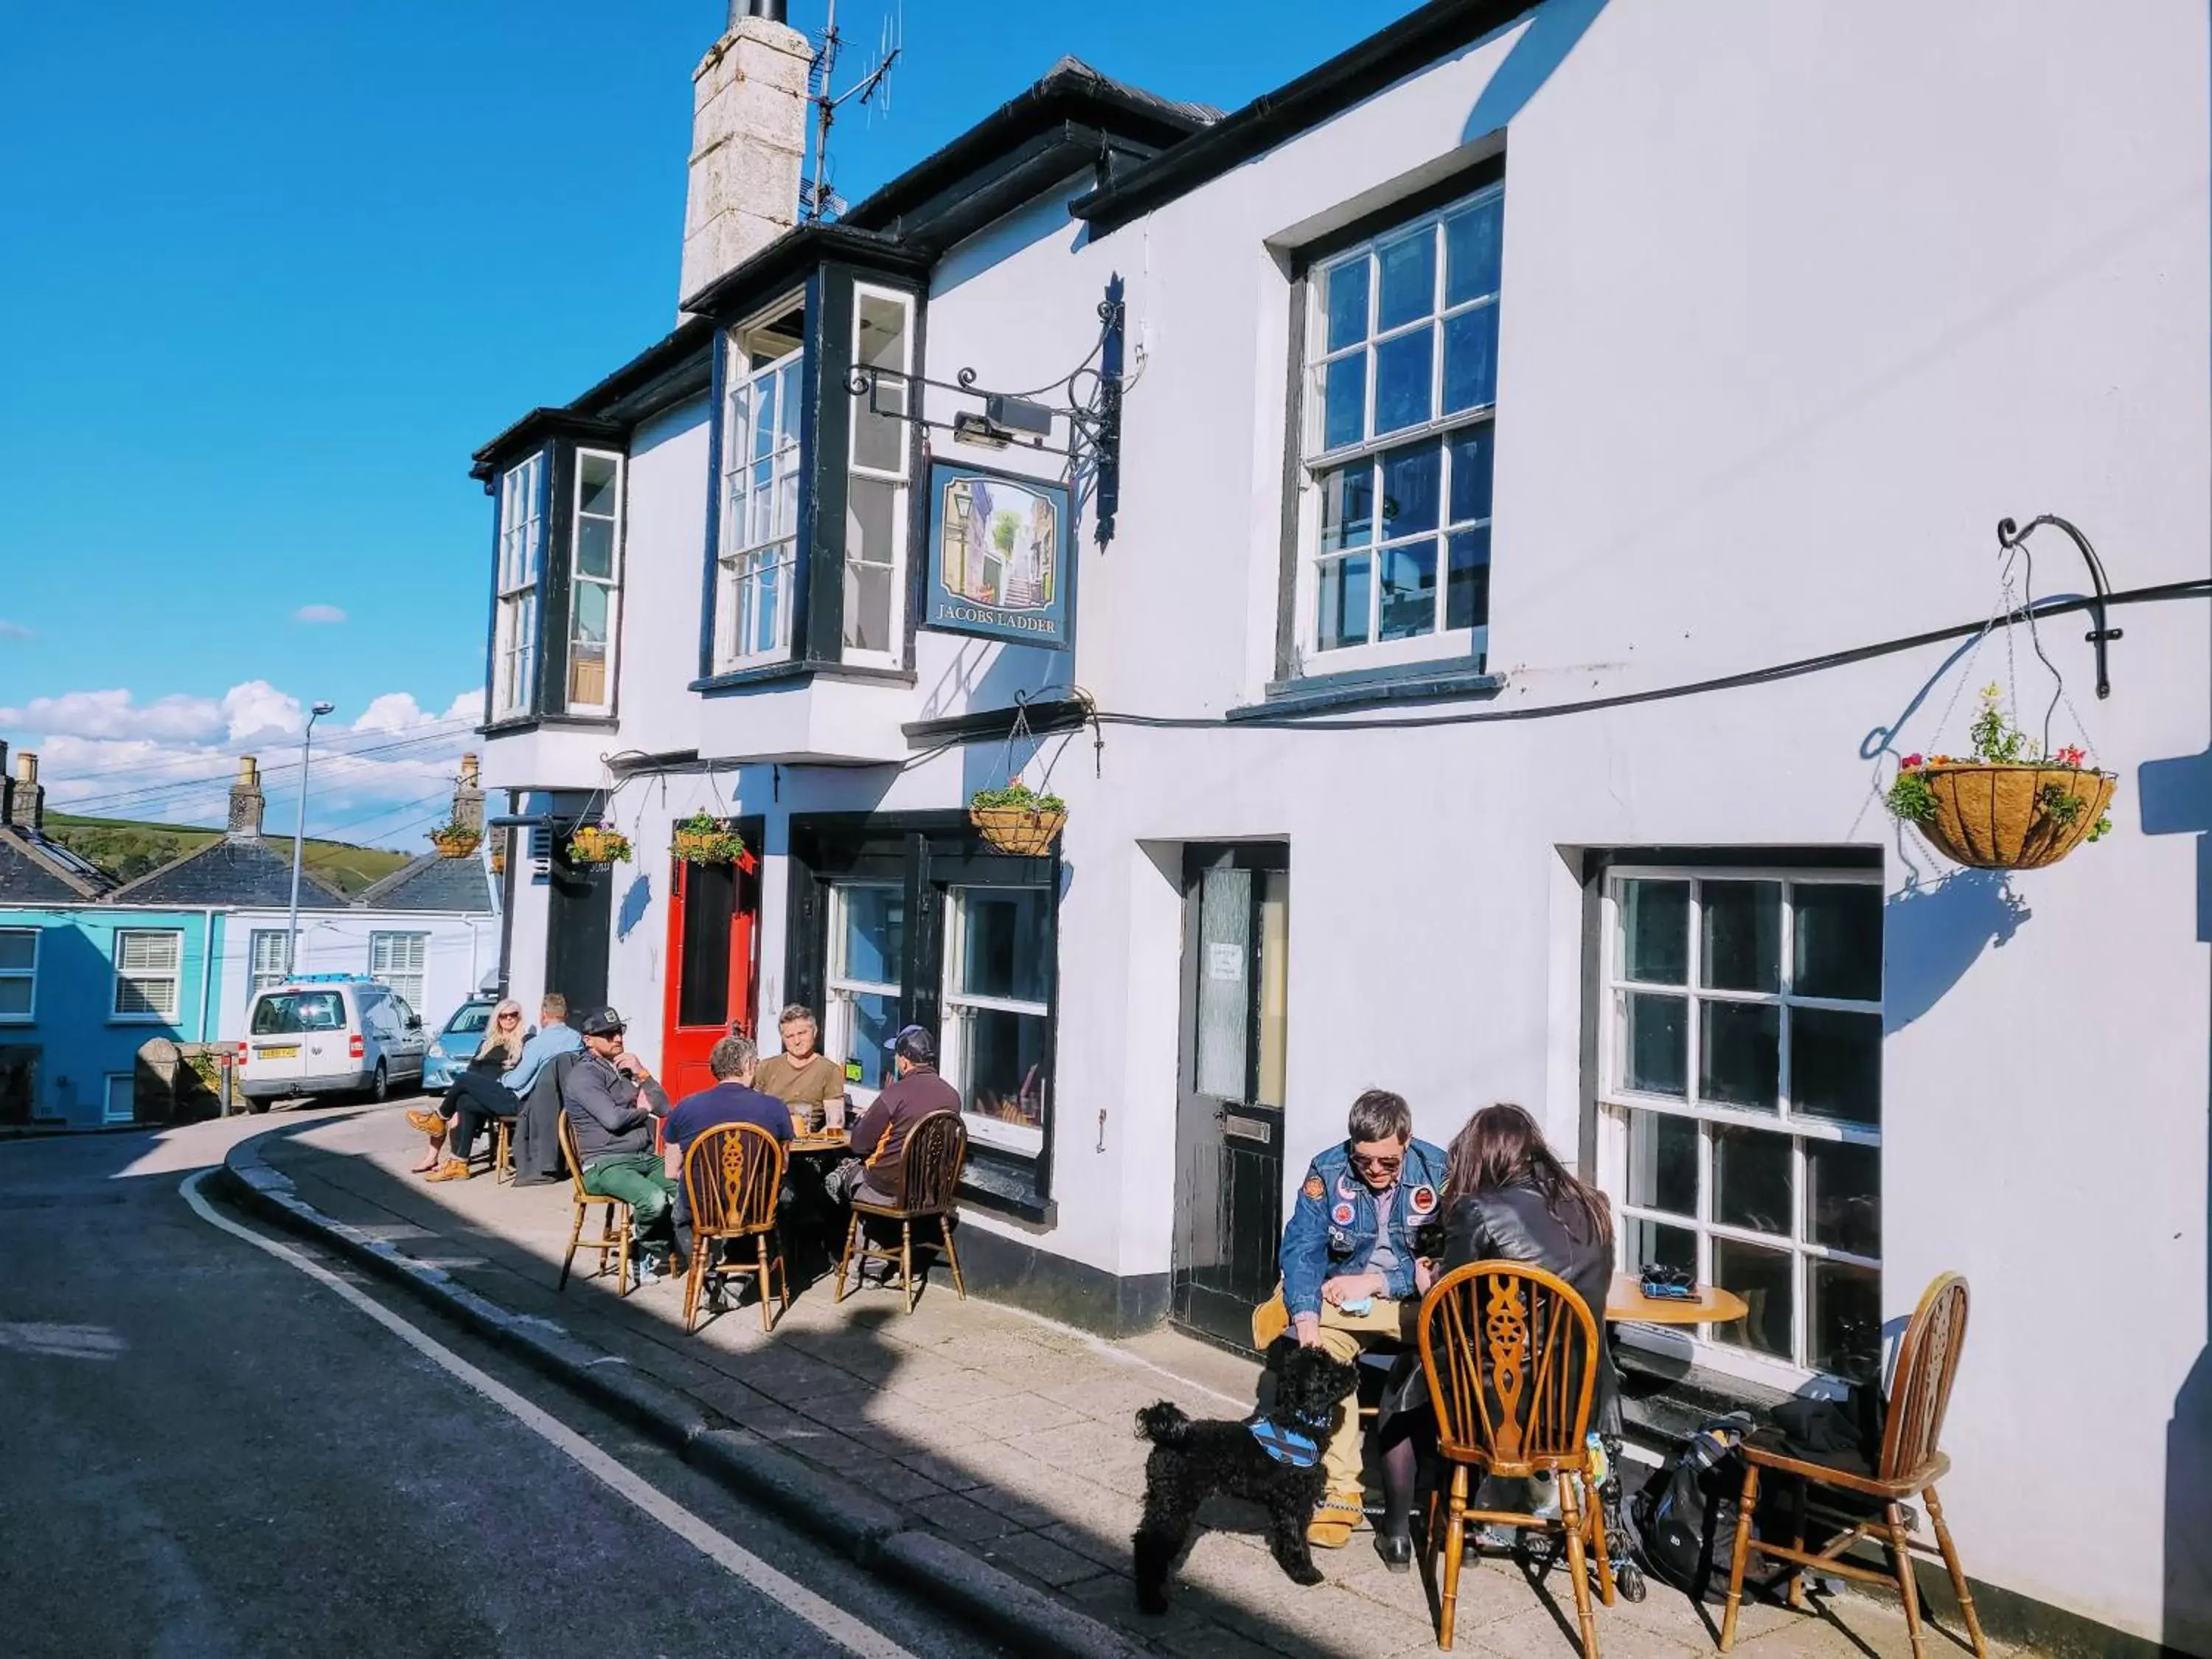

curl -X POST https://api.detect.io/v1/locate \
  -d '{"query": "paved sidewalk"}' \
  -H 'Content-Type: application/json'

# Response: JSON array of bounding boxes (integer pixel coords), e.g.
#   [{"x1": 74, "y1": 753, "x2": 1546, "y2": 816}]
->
[{"x1": 244, "y1": 1105, "x2": 2012, "y2": 1659}]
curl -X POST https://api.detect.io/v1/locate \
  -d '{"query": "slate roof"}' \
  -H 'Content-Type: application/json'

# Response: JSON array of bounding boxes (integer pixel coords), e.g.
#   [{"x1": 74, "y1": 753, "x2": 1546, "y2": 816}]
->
[
  {"x1": 110, "y1": 835, "x2": 349, "y2": 909},
  {"x1": 0, "y1": 823, "x2": 119, "y2": 902},
  {"x1": 355, "y1": 853, "x2": 497, "y2": 915}
]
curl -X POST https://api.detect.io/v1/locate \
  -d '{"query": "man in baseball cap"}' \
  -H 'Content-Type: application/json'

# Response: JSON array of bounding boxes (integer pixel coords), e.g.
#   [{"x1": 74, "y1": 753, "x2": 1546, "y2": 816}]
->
[
  {"x1": 560, "y1": 1006, "x2": 681, "y2": 1276},
  {"x1": 824, "y1": 1024, "x2": 957, "y2": 1213}
]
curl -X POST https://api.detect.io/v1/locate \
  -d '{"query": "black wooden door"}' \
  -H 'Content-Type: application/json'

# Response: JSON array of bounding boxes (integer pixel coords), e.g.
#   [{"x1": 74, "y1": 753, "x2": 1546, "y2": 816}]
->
[
  {"x1": 1171, "y1": 844, "x2": 1291, "y2": 1349},
  {"x1": 545, "y1": 843, "x2": 613, "y2": 1018}
]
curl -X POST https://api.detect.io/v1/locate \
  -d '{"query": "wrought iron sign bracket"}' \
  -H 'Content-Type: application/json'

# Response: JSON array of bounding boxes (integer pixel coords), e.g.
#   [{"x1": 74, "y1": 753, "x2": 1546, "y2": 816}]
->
[
  {"x1": 1997, "y1": 513, "x2": 2121, "y2": 698},
  {"x1": 846, "y1": 275, "x2": 1126, "y2": 546}
]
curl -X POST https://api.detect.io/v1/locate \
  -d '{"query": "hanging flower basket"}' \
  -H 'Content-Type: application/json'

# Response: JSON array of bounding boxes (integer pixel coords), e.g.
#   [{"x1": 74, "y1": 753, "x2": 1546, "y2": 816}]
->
[
  {"x1": 1899, "y1": 762, "x2": 2116, "y2": 870},
  {"x1": 1886, "y1": 686, "x2": 2115, "y2": 871},
  {"x1": 427, "y1": 824, "x2": 481, "y2": 860},
  {"x1": 672, "y1": 812, "x2": 748, "y2": 866},
  {"x1": 566, "y1": 824, "x2": 632, "y2": 867},
  {"x1": 970, "y1": 785, "x2": 1066, "y2": 857}
]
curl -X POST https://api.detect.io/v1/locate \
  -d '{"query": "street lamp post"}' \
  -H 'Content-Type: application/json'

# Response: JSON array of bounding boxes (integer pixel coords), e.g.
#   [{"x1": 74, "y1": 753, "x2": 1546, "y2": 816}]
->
[{"x1": 285, "y1": 701, "x2": 337, "y2": 977}]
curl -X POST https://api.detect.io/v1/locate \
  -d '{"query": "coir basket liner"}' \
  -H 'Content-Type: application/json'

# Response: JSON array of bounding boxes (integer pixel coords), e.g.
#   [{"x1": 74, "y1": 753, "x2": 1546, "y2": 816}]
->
[
  {"x1": 1915, "y1": 762, "x2": 2115, "y2": 870},
  {"x1": 970, "y1": 805, "x2": 1065, "y2": 857}
]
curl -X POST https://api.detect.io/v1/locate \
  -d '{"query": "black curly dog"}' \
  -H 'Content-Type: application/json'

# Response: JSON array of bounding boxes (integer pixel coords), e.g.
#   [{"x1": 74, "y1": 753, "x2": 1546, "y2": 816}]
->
[{"x1": 1132, "y1": 1343, "x2": 1363, "y2": 1613}]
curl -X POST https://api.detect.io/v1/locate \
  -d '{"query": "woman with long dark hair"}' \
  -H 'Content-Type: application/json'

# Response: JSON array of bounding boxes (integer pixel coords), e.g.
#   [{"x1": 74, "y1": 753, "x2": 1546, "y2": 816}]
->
[{"x1": 1371, "y1": 1103, "x2": 1617, "y2": 1567}]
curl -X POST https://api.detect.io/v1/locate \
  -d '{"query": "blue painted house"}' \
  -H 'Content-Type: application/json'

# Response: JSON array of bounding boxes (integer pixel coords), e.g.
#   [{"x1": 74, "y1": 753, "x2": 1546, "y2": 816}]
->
[{"x1": 0, "y1": 746, "x2": 219, "y2": 1127}]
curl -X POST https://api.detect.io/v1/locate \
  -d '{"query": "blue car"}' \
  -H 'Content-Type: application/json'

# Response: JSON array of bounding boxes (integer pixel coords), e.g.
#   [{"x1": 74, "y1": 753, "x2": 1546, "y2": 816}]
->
[{"x1": 422, "y1": 997, "x2": 501, "y2": 1093}]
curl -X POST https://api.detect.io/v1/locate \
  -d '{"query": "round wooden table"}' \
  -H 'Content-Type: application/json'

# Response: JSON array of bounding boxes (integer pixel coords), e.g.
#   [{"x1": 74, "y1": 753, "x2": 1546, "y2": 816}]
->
[
  {"x1": 1593, "y1": 1273, "x2": 1749, "y2": 1601},
  {"x1": 789, "y1": 1131, "x2": 851, "y2": 1156},
  {"x1": 1604, "y1": 1273, "x2": 1750, "y2": 1326}
]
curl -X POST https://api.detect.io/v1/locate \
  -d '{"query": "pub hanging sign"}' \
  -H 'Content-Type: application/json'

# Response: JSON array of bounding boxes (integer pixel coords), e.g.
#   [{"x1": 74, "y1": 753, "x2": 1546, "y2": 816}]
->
[{"x1": 922, "y1": 460, "x2": 1073, "y2": 650}]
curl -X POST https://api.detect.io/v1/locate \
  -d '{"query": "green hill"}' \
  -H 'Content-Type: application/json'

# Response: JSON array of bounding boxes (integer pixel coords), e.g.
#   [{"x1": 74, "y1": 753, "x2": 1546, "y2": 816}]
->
[{"x1": 41, "y1": 813, "x2": 412, "y2": 896}]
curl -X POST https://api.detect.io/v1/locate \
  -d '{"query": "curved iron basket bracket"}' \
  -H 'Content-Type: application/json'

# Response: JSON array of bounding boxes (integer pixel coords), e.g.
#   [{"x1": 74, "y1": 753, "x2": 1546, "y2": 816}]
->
[
  {"x1": 1996, "y1": 513, "x2": 2122, "y2": 698},
  {"x1": 845, "y1": 275, "x2": 1126, "y2": 547}
]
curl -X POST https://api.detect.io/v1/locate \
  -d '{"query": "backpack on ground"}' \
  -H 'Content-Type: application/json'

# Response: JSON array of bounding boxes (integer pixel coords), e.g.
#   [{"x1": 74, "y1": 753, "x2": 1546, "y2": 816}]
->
[{"x1": 1632, "y1": 1412, "x2": 1755, "y2": 1603}]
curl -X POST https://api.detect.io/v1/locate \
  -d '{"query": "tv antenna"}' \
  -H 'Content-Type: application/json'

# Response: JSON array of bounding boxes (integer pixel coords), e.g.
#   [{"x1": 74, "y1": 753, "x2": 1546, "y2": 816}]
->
[{"x1": 803, "y1": 0, "x2": 902, "y2": 224}]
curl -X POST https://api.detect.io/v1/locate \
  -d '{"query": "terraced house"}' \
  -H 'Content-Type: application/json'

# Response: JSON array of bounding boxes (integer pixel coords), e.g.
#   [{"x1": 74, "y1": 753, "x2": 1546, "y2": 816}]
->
[{"x1": 469, "y1": 2, "x2": 2212, "y2": 1650}]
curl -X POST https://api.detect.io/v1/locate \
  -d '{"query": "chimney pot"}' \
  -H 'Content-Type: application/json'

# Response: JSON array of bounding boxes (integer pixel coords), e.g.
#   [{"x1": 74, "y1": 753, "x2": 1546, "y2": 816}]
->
[
  {"x1": 15, "y1": 753, "x2": 35, "y2": 787},
  {"x1": 227, "y1": 752, "x2": 267, "y2": 841},
  {"x1": 453, "y1": 754, "x2": 487, "y2": 837}
]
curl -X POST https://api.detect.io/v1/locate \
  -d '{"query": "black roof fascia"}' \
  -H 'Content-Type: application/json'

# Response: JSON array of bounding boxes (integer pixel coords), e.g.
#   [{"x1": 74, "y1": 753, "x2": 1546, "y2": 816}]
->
[
  {"x1": 470, "y1": 409, "x2": 630, "y2": 483},
  {"x1": 841, "y1": 60, "x2": 1214, "y2": 245},
  {"x1": 1071, "y1": 0, "x2": 1540, "y2": 236},
  {"x1": 678, "y1": 222, "x2": 928, "y2": 325}
]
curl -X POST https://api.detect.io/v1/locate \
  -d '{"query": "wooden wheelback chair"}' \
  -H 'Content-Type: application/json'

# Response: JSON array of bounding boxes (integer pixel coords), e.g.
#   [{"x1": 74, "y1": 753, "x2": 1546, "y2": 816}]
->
[
  {"x1": 1419, "y1": 1261, "x2": 1615, "y2": 1654},
  {"x1": 1719, "y1": 1272, "x2": 1986, "y2": 1658},
  {"x1": 680, "y1": 1120, "x2": 791, "y2": 1335},
  {"x1": 832, "y1": 1110, "x2": 968, "y2": 1313}
]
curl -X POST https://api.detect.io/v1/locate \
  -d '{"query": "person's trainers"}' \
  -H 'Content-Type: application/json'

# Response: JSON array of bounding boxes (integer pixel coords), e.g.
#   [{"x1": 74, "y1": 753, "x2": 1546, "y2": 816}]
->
[{"x1": 424, "y1": 1158, "x2": 470, "y2": 1183}]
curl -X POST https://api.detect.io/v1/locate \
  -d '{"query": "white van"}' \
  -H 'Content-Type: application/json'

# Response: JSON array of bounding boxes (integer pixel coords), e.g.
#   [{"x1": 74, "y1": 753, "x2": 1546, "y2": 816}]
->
[{"x1": 237, "y1": 975, "x2": 429, "y2": 1109}]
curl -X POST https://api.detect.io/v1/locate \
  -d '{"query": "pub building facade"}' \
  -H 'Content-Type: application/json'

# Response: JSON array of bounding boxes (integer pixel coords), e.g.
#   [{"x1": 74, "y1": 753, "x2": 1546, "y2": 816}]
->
[{"x1": 472, "y1": 3, "x2": 2211, "y2": 1651}]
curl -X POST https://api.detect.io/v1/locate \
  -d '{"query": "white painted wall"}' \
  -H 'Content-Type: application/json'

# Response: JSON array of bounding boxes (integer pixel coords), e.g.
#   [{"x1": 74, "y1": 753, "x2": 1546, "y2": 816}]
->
[{"x1": 481, "y1": 1, "x2": 2211, "y2": 1641}]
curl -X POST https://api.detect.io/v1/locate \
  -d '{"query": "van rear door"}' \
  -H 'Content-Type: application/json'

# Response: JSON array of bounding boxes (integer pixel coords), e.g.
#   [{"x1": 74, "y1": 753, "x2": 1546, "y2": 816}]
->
[{"x1": 248, "y1": 990, "x2": 351, "y2": 1087}]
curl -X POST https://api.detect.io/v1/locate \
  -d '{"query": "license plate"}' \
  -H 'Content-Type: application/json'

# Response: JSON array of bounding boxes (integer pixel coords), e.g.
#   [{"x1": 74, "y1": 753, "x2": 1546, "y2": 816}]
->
[{"x1": 257, "y1": 1046, "x2": 300, "y2": 1060}]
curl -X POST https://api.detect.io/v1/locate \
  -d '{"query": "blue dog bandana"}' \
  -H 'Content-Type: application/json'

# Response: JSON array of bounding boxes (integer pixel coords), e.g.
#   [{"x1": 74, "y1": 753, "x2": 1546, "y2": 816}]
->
[{"x1": 1249, "y1": 1420, "x2": 1322, "y2": 1468}]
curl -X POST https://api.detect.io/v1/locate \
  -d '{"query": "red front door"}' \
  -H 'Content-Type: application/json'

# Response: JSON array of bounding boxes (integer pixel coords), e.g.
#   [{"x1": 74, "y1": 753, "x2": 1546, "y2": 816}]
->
[{"x1": 661, "y1": 849, "x2": 759, "y2": 1105}]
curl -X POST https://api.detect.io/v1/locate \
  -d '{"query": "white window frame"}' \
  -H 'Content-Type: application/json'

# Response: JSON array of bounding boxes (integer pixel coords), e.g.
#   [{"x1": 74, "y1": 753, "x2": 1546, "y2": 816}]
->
[
  {"x1": 939, "y1": 886, "x2": 1050, "y2": 1158},
  {"x1": 493, "y1": 451, "x2": 546, "y2": 719},
  {"x1": 369, "y1": 931, "x2": 429, "y2": 1012},
  {"x1": 0, "y1": 927, "x2": 35, "y2": 1022},
  {"x1": 248, "y1": 929, "x2": 291, "y2": 996},
  {"x1": 1596, "y1": 866, "x2": 1884, "y2": 1392},
  {"x1": 567, "y1": 448, "x2": 625, "y2": 714},
  {"x1": 824, "y1": 882, "x2": 902, "y2": 1107},
  {"x1": 103, "y1": 1072, "x2": 136, "y2": 1124},
  {"x1": 714, "y1": 294, "x2": 807, "y2": 672},
  {"x1": 112, "y1": 929, "x2": 184, "y2": 1022},
  {"x1": 1296, "y1": 181, "x2": 1502, "y2": 675},
  {"x1": 842, "y1": 284, "x2": 916, "y2": 669}
]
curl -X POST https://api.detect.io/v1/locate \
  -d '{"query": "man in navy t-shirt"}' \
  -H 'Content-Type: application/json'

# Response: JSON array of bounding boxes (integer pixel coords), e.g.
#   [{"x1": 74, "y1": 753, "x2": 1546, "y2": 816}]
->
[{"x1": 662, "y1": 1034, "x2": 793, "y2": 1269}]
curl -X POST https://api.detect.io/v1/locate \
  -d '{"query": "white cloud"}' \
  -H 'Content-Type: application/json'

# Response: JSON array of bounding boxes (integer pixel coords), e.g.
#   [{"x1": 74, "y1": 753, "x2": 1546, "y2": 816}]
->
[
  {"x1": 4, "y1": 680, "x2": 486, "y2": 849},
  {"x1": 293, "y1": 604, "x2": 348, "y2": 625},
  {"x1": 0, "y1": 621, "x2": 32, "y2": 641}
]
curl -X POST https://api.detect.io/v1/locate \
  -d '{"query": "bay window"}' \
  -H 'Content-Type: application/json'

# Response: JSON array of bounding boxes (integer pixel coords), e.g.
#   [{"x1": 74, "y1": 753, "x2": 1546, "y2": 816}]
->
[
  {"x1": 492, "y1": 451, "x2": 546, "y2": 718},
  {"x1": 568, "y1": 451, "x2": 624, "y2": 713},
  {"x1": 1298, "y1": 178, "x2": 1501, "y2": 672},
  {"x1": 844, "y1": 285, "x2": 915, "y2": 664},
  {"x1": 1599, "y1": 865, "x2": 1884, "y2": 1385},
  {"x1": 715, "y1": 299, "x2": 806, "y2": 671}
]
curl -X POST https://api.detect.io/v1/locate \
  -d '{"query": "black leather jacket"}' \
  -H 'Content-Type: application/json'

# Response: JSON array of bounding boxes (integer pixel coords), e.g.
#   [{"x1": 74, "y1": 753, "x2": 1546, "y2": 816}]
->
[
  {"x1": 1444, "y1": 1183, "x2": 1618, "y2": 1432},
  {"x1": 1382, "y1": 1181, "x2": 1620, "y2": 1433}
]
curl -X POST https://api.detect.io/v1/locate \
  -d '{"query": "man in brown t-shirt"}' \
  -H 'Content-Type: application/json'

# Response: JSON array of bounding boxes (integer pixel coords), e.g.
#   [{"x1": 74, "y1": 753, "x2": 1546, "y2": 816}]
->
[
  {"x1": 826, "y1": 1024, "x2": 959, "y2": 1208},
  {"x1": 753, "y1": 1004, "x2": 846, "y2": 1131}
]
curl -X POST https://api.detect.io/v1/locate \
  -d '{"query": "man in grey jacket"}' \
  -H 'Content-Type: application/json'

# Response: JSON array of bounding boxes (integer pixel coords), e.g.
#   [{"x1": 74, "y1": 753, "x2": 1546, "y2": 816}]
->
[{"x1": 561, "y1": 1008, "x2": 681, "y2": 1269}]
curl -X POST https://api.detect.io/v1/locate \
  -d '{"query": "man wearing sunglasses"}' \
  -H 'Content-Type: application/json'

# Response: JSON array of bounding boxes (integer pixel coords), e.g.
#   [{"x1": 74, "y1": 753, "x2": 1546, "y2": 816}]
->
[{"x1": 1276, "y1": 1088, "x2": 1448, "y2": 1551}]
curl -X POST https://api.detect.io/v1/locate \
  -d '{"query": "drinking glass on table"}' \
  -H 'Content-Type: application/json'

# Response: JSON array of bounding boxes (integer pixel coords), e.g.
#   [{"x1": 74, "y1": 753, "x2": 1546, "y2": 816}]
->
[{"x1": 824, "y1": 1093, "x2": 848, "y2": 1133}]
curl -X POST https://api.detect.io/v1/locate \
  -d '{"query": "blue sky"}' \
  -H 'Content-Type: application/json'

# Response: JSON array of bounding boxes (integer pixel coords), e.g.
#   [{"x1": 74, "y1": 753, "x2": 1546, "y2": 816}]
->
[{"x1": 0, "y1": 0, "x2": 1420, "y2": 846}]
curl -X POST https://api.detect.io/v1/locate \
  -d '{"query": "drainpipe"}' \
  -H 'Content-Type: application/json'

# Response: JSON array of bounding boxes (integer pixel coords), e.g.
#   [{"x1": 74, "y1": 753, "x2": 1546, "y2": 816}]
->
[{"x1": 198, "y1": 907, "x2": 219, "y2": 1041}]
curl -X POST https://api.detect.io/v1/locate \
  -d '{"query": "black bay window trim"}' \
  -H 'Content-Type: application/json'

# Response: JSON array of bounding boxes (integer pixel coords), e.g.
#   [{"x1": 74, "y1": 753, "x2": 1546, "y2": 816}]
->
[
  {"x1": 786, "y1": 810, "x2": 1061, "y2": 1222},
  {"x1": 696, "y1": 260, "x2": 931, "y2": 692},
  {"x1": 483, "y1": 427, "x2": 629, "y2": 728}
]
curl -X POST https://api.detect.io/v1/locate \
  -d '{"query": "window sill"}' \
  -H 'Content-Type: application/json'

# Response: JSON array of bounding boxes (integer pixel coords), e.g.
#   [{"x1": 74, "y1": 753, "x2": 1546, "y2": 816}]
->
[
  {"x1": 959, "y1": 1141, "x2": 1052, "y2": 1222},
  {"x1": 691, "y1": 660, "x2": 919, "y2": 696},
  {"x1": 481, "y1": 714, "x2": 621, "y2": 736},
  {"x1": 1615, "y1": 1339, "x2": 1799, "y2": 1449},
  {"x1": 1233, "y1": 662, "x2": 1504, "y2": 720},
  {"x1": 107, "y1": 1016, "x2": 178, "y2": 1026}
]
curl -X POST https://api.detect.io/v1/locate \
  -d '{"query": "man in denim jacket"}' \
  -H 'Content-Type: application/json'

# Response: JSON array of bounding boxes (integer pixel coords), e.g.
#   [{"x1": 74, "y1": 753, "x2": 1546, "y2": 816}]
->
[{"x1": 1278, "y1": 1089, "x2": 1447, "y2": 1546}]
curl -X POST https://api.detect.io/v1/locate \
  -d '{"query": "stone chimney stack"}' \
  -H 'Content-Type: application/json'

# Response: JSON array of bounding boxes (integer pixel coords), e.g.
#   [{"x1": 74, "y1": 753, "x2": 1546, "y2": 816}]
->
[
  {"x1": 453, "y1": 753, "x2": 485, "y2": 835},
  {"x1": 5, "y1": 751, "x2": 41, "y2": 834},
  {"x1": 680, "y1": 0, "x2": 812, "y2": 317},
  {"x1": 227, "y1": 756, "x2": 265, "y2": 840}
]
